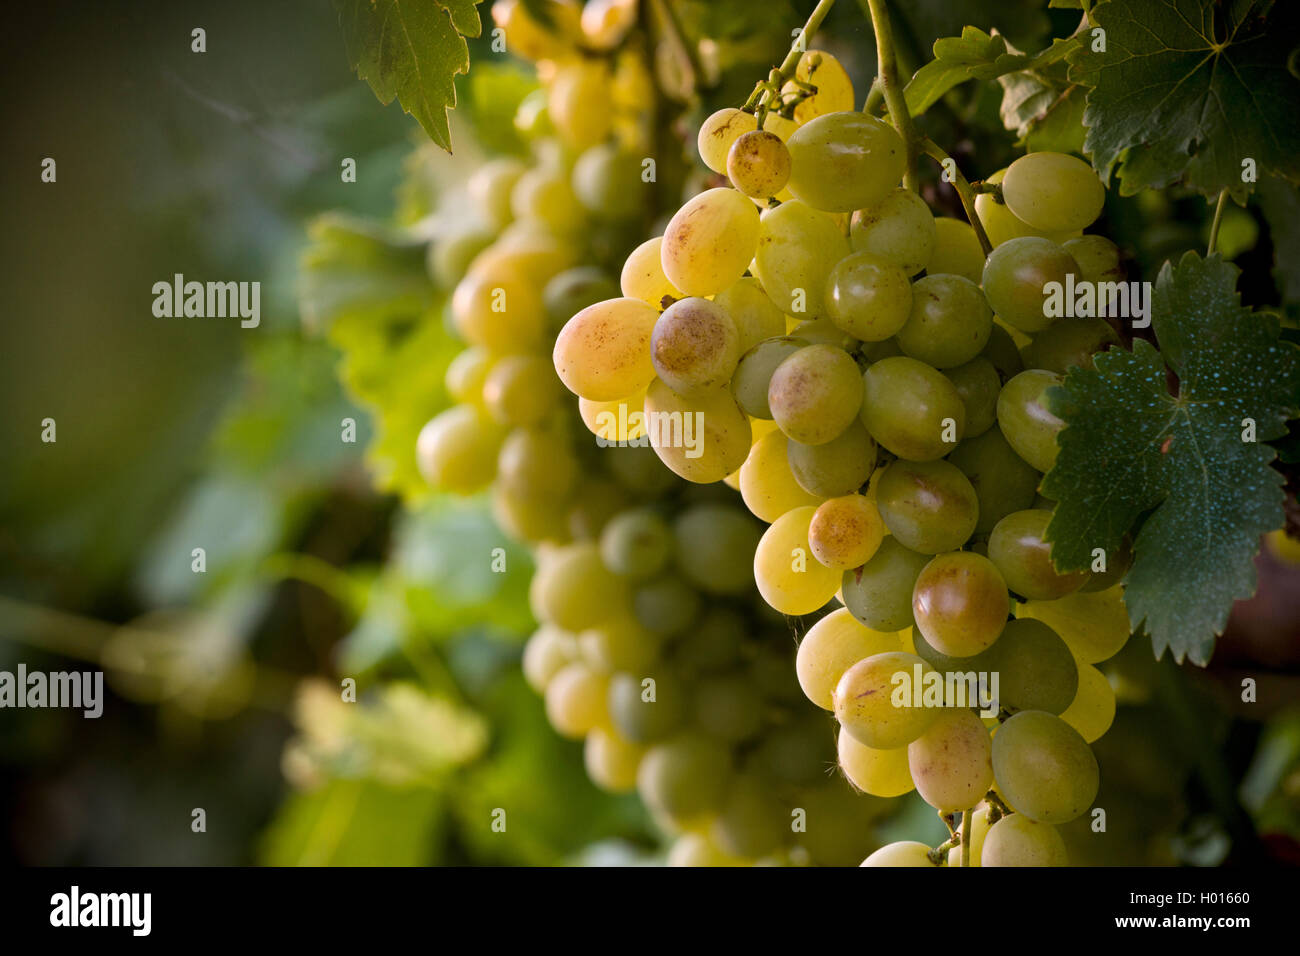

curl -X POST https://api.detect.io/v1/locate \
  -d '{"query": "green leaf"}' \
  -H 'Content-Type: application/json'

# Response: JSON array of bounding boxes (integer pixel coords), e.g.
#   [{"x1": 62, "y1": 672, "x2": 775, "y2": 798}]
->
[
  {"x1": 904, "y1": 27, "x2": 1026, "y2": 115},
  {"x1": 995, "y1": 38, "x2": 1088, "y2": 152},
  {"x1": 1069, "y1": 0, "x2": 1300, "y2": 199},
  {"x1": 333, "y1": 0, "x2": 484, "y2": 152},
  {"x1": 1258, "y1": 175, "x2": 1300, "y2": 307},
  {"x1": 1043, "y1": 253, "x2": 1300, "y2": 664}
]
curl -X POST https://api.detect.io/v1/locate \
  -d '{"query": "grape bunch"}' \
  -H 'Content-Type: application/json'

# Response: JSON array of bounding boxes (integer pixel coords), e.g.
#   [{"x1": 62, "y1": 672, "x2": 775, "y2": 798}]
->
[{"x1": 551, "y1": 47, "x2": 1135, "y2": 865}]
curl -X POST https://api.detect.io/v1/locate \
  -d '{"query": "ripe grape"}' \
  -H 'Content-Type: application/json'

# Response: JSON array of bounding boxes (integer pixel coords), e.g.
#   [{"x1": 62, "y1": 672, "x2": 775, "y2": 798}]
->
[
  {"x1": 530, "y1": 543, "x2": 626, "y2": 632},
  {"x1": 451, "y1": 267, "x2": 546, "y2": 353},
  {"x1": 976, "y1": 618, "x2": 1078, "y2": 715},
  {"x1": 697, "y1": 107, "x2": 759, "y2": 175},
  {"x1": 579, "y1": 613, "x2": 660, "y2": 673},
  {"x1": 632, "y1": 573, "x2": 701, "y2": 637},
  {"x1": 498, "y1": 428, "x2": 578, "y2": 502},
  {"x1": 785, "y1": 112, "x2": 906, "y2": 212},
  {"x1": 907, "y1": 708, "x2": 993, "y2": 812},
  {"x1": 987, "y1": 508, "x2": 1089, "y2": 600},
  {"x1": 482, "y1": 354, "x2": 561, "y2": 426},
  {"x1": 584, "y1": 726, "x2": 645, "y2": 793},
  {"x1": 784, "y1": 50, "x2": 855, "y2": 123},
  {"x1": 620, "y1": 236, "x2": 683, "y2": 309},
  {"x1": 608, "y1": 669, "x2": 685, "y2": 743},
  {"x1": 643, "y1": 377, "x2": 752, "y2": 483},
  {"x1": 444, "y1": 347, "x2": 494, "y2": 407},
  {"x1": 727, "y1": 130, "x2": 792, "y2": 199},
  {"x1": 548, "y1": 59, "x2": 612, "y2": 150},
  {"x1": 838, "y1": 726, "x2": 915, "y2": 798},
  {"x1": 573, "y1": 143, "x2": 644, "y2": 220},
  {"x1": 511, "y1": 165, "x2": 585, "y2": 233},
  {"x1": 981, "y1": 237, "x2": 1080, "y2": 333},
  {"x1": 850, "y1": 187, "x2": 936, "y2": 275},
  {"x1": 651, "y1": 297, "x2": 742, "y2": 395},
  {"x1": 543, "y1": 266, "x2": 622, "y2": 333},
  {"x1": 796, "y1": 606, "x2": 904, "y2": 709},
  {"x1": 834, "y1": 651, "x2": 937, "y2": 749},
  {"x1": 1062, "y1": 235, "x2": 1125, "y2": 283},
  {"x1": 430, "y1": 227, "x2": 495, "y2": 288},
  {"x1": 672, "y1": 504, "x2": 762, "y2": 595},
  {"x1": 738, "y1": 429, "x2": 824, "y2": 522},
  {"x1": 753, "y1": 199, "x2": 850, "y2": 316},
  {"x1": 947, "y1": 804, "x2": 993, "y2": 866},
  {"x1": 875, "y1": 459, "x2": 980, "y2": 554},
  {"x1": 712, "y1": 278, "x2": 786, "y2": 352},
  {"x1": 997, "y1": 369, "x2": 1065, "y2": 473},
  {"x1": 578, "y1": 389, "x2": 647, "y2": 442},
  {"x1": 943, "y1": 357, "x2": 1001, "y2": 438},
  {"x1": 809, "y1": 494, "x2": 886, "y2": 570},
  {"x1": 1059, "y1": 661, "x2": 1116, "y2": 743},
  {"x1": 1001, "y1": 151, "x2": 1105, "y2": 233},
  {"x1": 599, "y1": 508, "x2": 671, "y2": 580},
  {"x1": 768, "y1": 344, "x2": 864, "y2": 445},
  {"x1": 860, "y1": 841, "x2": 941, "y2": 867},
  {"x1": 786, "y1": 421, "x2": 877, "y2": 497},
  {"x1": 824, "y1": 250, "x2": 913, "y2": 342},
  {"x1": 895, "y1": 274, "x2": 993, "y2": 369},
  {"x1": 948, "y1": 426, "x2": 1042, "y2": 534},
  {"x1": 467, "y1": 157, "x2": 526, "y2": 229},
  {"x1": 860, "y1": 356, "x2": 966, "y2": 461},
  {"x1": 416, "y1": 406, "x2": 505, "y2": 494},
  {"x1": 981, "y1": 813, "x2": 1067, "y2": 866},
  {"x1": 661, "y1": 187, "x2": 761, "y2": 296},
  {"x1": 911, "y1": 551, "x2": 1009, "y2": 657},
  {"x1": 554, "y1": 296, "x2": 658, "y2": 401},
  {"x1": 929, "y1": 217, "x2": 985, "y2": 283},
  {"x1": 1016, "y1": 585, "x2": 1131, "y2": 663},
  {"x1": 1021, "y1": 317, "x2": 1120, "y2": 374},
  {"x1": 711, "y1": 775, "x2": 788, "y2": 858},
  {"x1": 841, "y1": 537, "x2": 932, "y2": 632},
  {"x1": 492, "y1": 0, "x2": 581, "y2": 62},
  {"x1": 637, "y1": 734, "x2": 733, "y2": 822},
  {"x1": 732, "y1": 336, "x2": 808, "y2": 419},
  {"x1": 975, "y1": 168, "x2": 1076, "y2": 247},
  {"x1": 544, "y1": 662, "x2": 610, "y2": 738},
  {"x1": 992, "y1": 710, "x2": 1099, "y2": 824},
  {"x1": 754, "y1": 505, "x2": 841, "y2": 615},
  {"x1": 523, "y1": 625, "x2": 579, "y2": 692}
]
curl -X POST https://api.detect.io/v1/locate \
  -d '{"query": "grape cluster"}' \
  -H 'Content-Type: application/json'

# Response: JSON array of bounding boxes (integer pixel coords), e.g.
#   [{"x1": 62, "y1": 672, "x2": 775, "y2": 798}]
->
[{"x1": 552, "y1": 48, "x2": 1134, "y2": 865}]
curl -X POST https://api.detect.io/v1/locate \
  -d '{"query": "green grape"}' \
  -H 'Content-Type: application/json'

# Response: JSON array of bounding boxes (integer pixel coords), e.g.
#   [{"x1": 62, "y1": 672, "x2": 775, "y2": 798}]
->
[
  {"x1": 768, "y1": 344, "x2": 864, "y2": 445},
  {"x1": 523, "y1": 625, "x2": 579, "y2": 693},
  {"x1": 566, "y1": 477, "x2": 627, "y2": 540},
  {"x1": 444, "y1": 347, "x2": 494, "y2": 407},
  {"x1": 809, "y1": 494, "x2": 886, "y2": 570},
  {"x1": 784, "y1": 49, "x2": 855, "y2": 123},
  {"x1": 997, "y1": 369, "x2": 1065, "y2": 473},
  {"x1": 584, "y1": 726, "x2": 645, "y2": 793},
  {"x1": 572, "y1": 143, "x2": 643, "y2": 220},
  {"x1": 467, "y1": 157, "x2": 526, "y2": 229},
  {"x1": 981, "y1": 237, "x2": 1080, "y2": 334},
  {"x1": 833, "y1": 652, "x2": 937, "y2": 749},
  {"x1": 620, "y1": 236, "x2": 683, "y2": 309},
  {"x1": 691, "y1": 672, "x2": 763, "y2": 743},
  {"x1": 713, "y1": 278, "x2": 787, "y2": 352},
  {"x1": 732, "y1": 336, "x2": 808, "y2": 419},
  {"x1": 513, "y1": 87, "x2": 552, "y2": 139},
  {"x1": 975, "y1": 169, "x2": 1076, "y2": 247},
  {"x1": 530, "y1": 543, "x2": 627, "y2": 631},
  {"x1": 875, "y1": 459, "x2": 979, "y2": 554},
  {"x1": 824, "y1": 251, "x2": 913, "y2": 342},
  {"x1": 1062, "y1": 235, "x2": 1125, "y2": 283},
  {"x1": 544, "y1": 662, "x2": 610, "y2": 738},
  {"x1": 929, "y1": 217, "x2": 985, "y2": 283},
  {"x1": 633, "y1": 573, "x2": 701, "y2": 638},
  {"x1": 1016, "y1": 585, "x2": 1131, "y2": 663},
  {"x1": 727, "y1": 130, "x2": 792, "y2": 199},
  {"x1": 786, "y1": 421, "x2": 877, "y2": 497},
  {"x1": 850, "y1": 187, "x2": 936, "y2": 275},
  {"x1": 980, "y1": 814, "x2": 1068, "y2": 866},
  {"x1": 1080, "y1": 537, "x2": 1132, "y2": 591},
  {"x1": 753, "y1": 200, "x2": 851, "y2": 317},
  {"x1": 752, "y1": 718, "x2": 835, "y2": 786},
  {"x1": 747, "y1": 643, "x2": 803, "y2": 706},
  {"x1": 651, "y1": 297, "x2": 742, "y2": 395},
  {"x1": 697, "y1": 107, "x2": 759, "y2": 175},
  {"x1": 797, "y1": 606, "x2": 904, "y2": 710},
  {"x1": 548, "y1": 58, "x2": 611, "y2": 150},
  {"x1": 841, "y1": 537, "x2": 931, "y2": 631},
  {"x1": 672, "y1": 504, "x2": 763, "y2": 595},
  {"x1": 606, "y1": 442, "x2": 678, "y2": 496},
  {"x1": 493, "y1": 483, "x2": 570, "y2": 543},
  {"x1": 554, "y1": 296, "x2": 658, "y2": 401},
  {"x1": 988, "y1": 509, "x2": 1089, "y2": 600},
  {"x1": 482, "y1": 355, "x2": 561, "y2": 427},
  {"x1": 907, "y1": 708, "x2": 993, "y2": 812},
  {"x1": 981, "y1": 323, "x2": 1026, "y2": 380},
  {"x1": 543, "y1": 266, "x2": 622, "y2": 333},
  {"x1": 711, "y1": 774, "x2": 789, "y2": 858},
  {"x1": 943, "y1": 357, "x2": 1001, "y2": 438},
  {"x1": 452, "y1": 267, "x2": 546, "y2": 353},
  {"x1": 754, "y1": 505, "x2": 842, "y2": 615},
  {"x1": 785, "y1": 111, "x2": 906, "y2": 212},
  {"x1": 896, "y1": 274, "x2": 993, "y2": 369},
  {"x1": 860, "y1": 841, "x2": 940, "y2": 867},
  {"x1": 608, "y1": 669, "x2": 685, "y2": 743},
  {"x1": 511, "y1": 165, "x2": 585, "y2": 233},
  {"x1": 1001, "y1": 151, "x2": 1105, "y2": 232},
  {"x1": 862, "y1": 337, "x2": 903, "y2": 362},
  {"x1": 947, "y1": 804, "x2": 993, "y2": 866},
  {"x1": 637, "y1": 734, "x2": 733, "y2": 823},
  {"x1": 671, "y1": 606, "x2": 746, "y2": 676},
  {"x1": 1021, "y1": 318, "x2": 1120, "y2": 374},
  {"x1": 1060, "y1": 661, "x2": 1116, "y2": 743},
  {"x1": 429, "y1": 228, "x2": 495, "y2": 288},
  {"x1": 947, "y1": 427, "x2": 1043, "y2": 534},
  {"x1": 661, "y1": 187, "x2": 761, "y2": 296},
  {"x1": 786, "y1": 318, "x2": 857, "y2": 349},
  {"x1": 909, "y1": 626, "x2": 980, "y2": 675},
  {"x1": 739, "y1": 429, "x2": 824, "y2": 522},
  {"x1": 600, "y1": 508, "x2": 671, "y2": 580},
  {"x1": 911, "y1": 551, "x2": 1009, "y2": 657},
  {"x1": 860, "y1": 356, "x2": 966, "y2": 461},
  {"x1": 991, "y1": 710, "x2": 1099, "y2": 823},
  {"x1": 797, "y1": 781, "x2": 888, "y2": 867},
  {"x1": 977, "y1": 618, "x2": 1078, "y2": 714},
  {"x1": 643, "y1": 377, "x2": 752, "y2": 483},
  {"x1": 416, "y1": 406, "x2": 506, "y2": 494},
  {"x1": 667, "y1": 833, "x2": 751, "y2": 867},
  {"x1": 838, "y1": 726, "x2": 915, "y2": 797},
  {"x1": 579, "y1": 613, "x2": 660, "y2": 674},
  {"x1": 497, "y1": 428, "x2": 578, "y2": 502}
]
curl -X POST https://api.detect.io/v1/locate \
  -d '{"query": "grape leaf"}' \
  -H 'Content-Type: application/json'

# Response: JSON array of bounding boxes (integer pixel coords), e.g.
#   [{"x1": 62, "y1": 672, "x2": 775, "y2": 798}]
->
[
  {"x1": 333, "y1": 0, "x2": 484, "y2": 152},
  {"x1": 1043, "y1": 253, "x2": 1300, "y2": 665},
  {"x1": 1068, "y1": 0, "x2": 1300, "y2": 199},
  {"x1": 997, "y1": 44, "x2": 1087, "y2": 153}
]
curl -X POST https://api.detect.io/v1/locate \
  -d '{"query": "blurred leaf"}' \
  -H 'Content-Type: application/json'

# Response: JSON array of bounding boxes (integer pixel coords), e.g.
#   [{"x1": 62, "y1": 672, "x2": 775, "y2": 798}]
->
[
  {"x1": 1259, "y1": 175, "x2": 1300, "y2": 306},
  {"x1": 333, "y1": 0, "x2": 484, "y2": 152}
]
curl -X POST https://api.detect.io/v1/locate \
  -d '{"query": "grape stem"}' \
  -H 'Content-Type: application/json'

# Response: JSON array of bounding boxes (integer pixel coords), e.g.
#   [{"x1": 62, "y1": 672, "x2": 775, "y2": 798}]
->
[
  {"x1": 1207, "y1": 188, "x2": 1229, "y2": 257},
  {"x1": 742, "y1": 0, "x2": 838, "y2": 113},
  {"x1": 985, "y1": 790, "x2": 1012, "y2": 818},
  {"x1": 864, "y1": 0, "x2": 919, "y2": 191},
  {"x1": 960, "y1": 807, "x2": 973, "y2": 867},
  {"x1": 919, "y1": 137, "x2": 994, "y2": 256}
]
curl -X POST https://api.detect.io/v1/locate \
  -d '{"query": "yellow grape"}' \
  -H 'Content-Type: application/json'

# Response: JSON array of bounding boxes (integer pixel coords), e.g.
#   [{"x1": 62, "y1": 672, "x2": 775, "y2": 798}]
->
[
  {"x1": 713, "y1": 277, "x2": 786, "y2": 352},
  {"x1": 697, "y1": 107, "x2": 759, "y2": 175},
  {"x1": 907, "y1": 708, "x2": 993, "y2": 812},
  {"x1": 981, "y1": 814, "x2": 1068, "y2": 866},
  {"x1": 808, "y1": 494, "x2": 885, "y2": 570},
  {"x1": 754, "y1": 505, "x2": 841, "y2": 614},
  {"x1": 754, "y1": 200, "x2": 851, "y2": 317},
  {"x1": 727, "y1": 130, "x2": 792, "y2": 200},
  {"x1": 976, "y1": 168, "x2": 1076, "y2": 247},
  {"x1": 451, "y1": 268, "x2": 546, "y2": 353},
  {"x1": 1015, "y1": 585, "x2": 1131, "y2": 663},
  {"x1": 416, "y1": 406, "x2": 505, "y2": 494},
  {"x1": 444, "y1": 347, "x2": 494, "y2": 407},
  {"x1": 1001, "y1": 151, "x2": 1106, "y2": 233},
  {"x1": 783, "y1": 50, "x2": 855, "y2": 123},
  {"x1": 860, "y1": 841, "x2": 941, "y2": 867},
  {"x1": 584, "y1": 725, "x2": 645, "y2": 793},
  {"x1": 928, "y1": 217, "x2": 985, "y2": 283},
  {"x1": 510, "y1": 165, "x2": 585, "y2": 234},
  {"x1": 578, "y1": 613, "x2": 661, "y2": 673},
  {"x1": 947, "y1": 804, "x2": 994, "y2": 866},
  {"x1": 553, "y1": 297, "x2": 658, "y2": 401},
  {"x1": 492, "y1": 0, "x2": 581, "y2": 61},
  {"x1": 544, "y1": 662, "x2": 610, "y2": 738},
  {"x1": 579, "y1": 389, "x2": 648, "y2": 442},
  {"x1": 467, "y1": 157, "x2": 527, "y2": 229},
  {"x1": 643, "y1": 377, "x2": 752, "y2": 483},
  {"x1": 661, "y1": 188, "x2": 761, "y2": 296},
  {"x1": 738, "y1": 429, "x2": 824, "y2": 522},
  {"x1": 548, "y1": 59, "x2": 612, "y2": 150},
  {"x1": 482, "y1": 354, "x2": 562, "y2": 426},
  {"x1": 620, "y1": 236, "x2": 684, "y2": 309},
  {"x1": 796, "y1": 606, "x2": 905, "y2": 710},
  {"x1": 1059, "y1": 661, "x2": 1116, "y2": 743},
  {"x1": 492, "y1": 483, "x2": 571, "y2": 543},
  {"x1": 786, "y1": 112, "x2": 906, "y2": 213},
  {"x1": 838, "y1": 727, "x2": 915, "y2": 798},
  {"x1": 522, "y1": 625, "x2": 579, "y2": 693},
  {"x1": 530, "y1": 542, "x2": 627, "y2": 631},
  {"x1": 833, "y1": 651, "x2": 937, "y2": 749}
]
